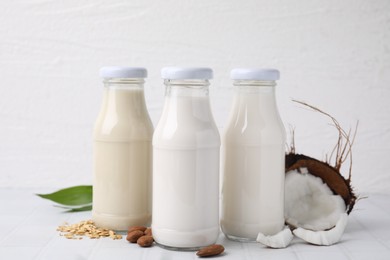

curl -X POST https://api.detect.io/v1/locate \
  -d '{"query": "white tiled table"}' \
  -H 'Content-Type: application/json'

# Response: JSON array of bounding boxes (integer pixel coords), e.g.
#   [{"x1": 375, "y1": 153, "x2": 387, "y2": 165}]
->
[{"x1": 1, "y1": 188, "x2": 390, "y2": 260}]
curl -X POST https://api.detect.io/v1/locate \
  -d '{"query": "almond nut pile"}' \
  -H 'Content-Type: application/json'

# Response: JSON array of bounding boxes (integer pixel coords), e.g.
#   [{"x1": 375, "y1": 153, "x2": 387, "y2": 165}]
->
[
  {"x1": 126, "y1": 226, "x2": 154, "y2": 247},
  {"x1": 57, "y1": 220, "x2": 122, "y2": 240}
]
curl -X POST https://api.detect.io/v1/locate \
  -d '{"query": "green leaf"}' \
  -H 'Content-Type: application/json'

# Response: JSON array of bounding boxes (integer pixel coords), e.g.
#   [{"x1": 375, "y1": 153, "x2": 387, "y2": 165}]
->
[
  {"x1": 66, "y1": 205, "x2": 92, "y2": 212},
  {"x1": 37, "y1": 185, "x2": 92, "y2": 206},
  {"x1": 54, "y1": 204, "x2": 93, "y2": 212}
]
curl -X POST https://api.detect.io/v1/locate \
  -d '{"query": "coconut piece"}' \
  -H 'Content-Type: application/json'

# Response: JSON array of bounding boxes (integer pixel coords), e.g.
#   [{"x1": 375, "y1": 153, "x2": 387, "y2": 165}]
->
[
  {"x1": 256, "y1": 227, "x2": 294, "y2": 248},
  {"x1": 286, "y1": 101, "x2": 357, "y2": 215},
  {"x1": 293, "y1": 213, "x2": 348, "y2": 246},
  {"x1": 285, "y1": 153, "x2": 356, "y2": 213},
  {"x1": 285, "y1": 168, "x2": 346, "y2": 231},
  {"x1": 282, "y1": 101, "x2": 357, "y2": 246}
]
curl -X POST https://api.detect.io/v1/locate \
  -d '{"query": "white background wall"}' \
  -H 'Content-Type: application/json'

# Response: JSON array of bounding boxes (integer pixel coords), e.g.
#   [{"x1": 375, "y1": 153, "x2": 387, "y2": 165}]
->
[{"x1": 0, "y1": 0, "x2": 389, "y2": 195}]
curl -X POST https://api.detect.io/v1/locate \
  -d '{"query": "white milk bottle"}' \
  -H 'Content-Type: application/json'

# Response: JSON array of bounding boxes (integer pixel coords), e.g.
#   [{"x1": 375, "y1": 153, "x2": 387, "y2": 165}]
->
[
  {"x1": 221, "y1": 68, "x2": 286, "y2": 241},
  {"x1": 92, "y1": 67, "x2": 153, "y2": 231},
  {"x1": 152, "y1": 67, "x2": 221, "y2": 250}
]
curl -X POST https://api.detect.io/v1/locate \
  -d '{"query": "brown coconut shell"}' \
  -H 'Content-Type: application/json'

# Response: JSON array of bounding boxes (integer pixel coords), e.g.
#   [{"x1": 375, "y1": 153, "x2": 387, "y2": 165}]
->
[{"x1": 285, "y1": 152, "x2": 356, "y2": 214}]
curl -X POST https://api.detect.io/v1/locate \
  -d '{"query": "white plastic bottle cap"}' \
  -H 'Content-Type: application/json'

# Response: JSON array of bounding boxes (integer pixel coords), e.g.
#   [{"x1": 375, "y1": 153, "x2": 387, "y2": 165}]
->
[
  {"x1": 161, "y1": 67, "x2": 213, "y2": 80},
  {"x1": 230, "y1": 68, "x2": 280, "y2": 80},
  {"x1": 99, "y1": 66, "x2": 147, "y2": 78}
]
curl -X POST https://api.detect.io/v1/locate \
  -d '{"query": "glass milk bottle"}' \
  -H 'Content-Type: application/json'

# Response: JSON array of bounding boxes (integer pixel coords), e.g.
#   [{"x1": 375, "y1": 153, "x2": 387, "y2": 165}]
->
[
  {"x1": 152, "y1": 67, "x2": 221, "y2": 250},
  {"x1": 92, "y1": 67, "x2": 153, "y2": 231},
  {"x1": 221, "y1": 68, "x2": 286, "y2": 241}
]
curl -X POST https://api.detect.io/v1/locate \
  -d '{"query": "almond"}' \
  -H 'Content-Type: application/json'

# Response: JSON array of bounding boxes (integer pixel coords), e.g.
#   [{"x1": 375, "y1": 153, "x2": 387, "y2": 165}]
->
[
  {"x1": 137, "y1": 235, "x2": 154, "y2": 247},
  {"x1": 144, "y1": 227, "x2": 152, "y2": 236},
  {"x1": 128, "y1": 226, "x2": 147, "y2": 233},
  {"x1": 126, "y1": 230, "x2": 144, "y2": 243},
  {"x1": 196, "y1": 244, "x2": 225, "y2": 257}
]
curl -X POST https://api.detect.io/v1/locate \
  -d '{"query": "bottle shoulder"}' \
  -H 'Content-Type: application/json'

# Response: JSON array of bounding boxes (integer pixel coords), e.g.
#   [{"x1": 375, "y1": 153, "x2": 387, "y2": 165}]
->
[
  {"x1": 93, "y1": 114, "x2": 154, "y2": 142},
  {"x1": 153, "y1": 119, "x2": 220, "y2": 148},
  {"x1": 223, "y1": 116, "x2": 285, "y2": 145},
  {"x1": 153, "y1": 95, "x2": 220, "y2": 148},
  {"x1": 93, "y1": 88, "x2": 154, "y2": 141}
]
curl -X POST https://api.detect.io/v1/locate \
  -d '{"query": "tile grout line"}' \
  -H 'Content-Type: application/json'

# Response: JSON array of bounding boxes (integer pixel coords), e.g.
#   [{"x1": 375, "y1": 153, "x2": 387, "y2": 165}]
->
[
  {"x1": 86, "y1": 237, "x2": 103, "y2": 260},
  {"x1": 32, "y1": 212, "x2": 74, "y2": 260},
  {"x1": 290, "y1": 239, "x2": 304, "y2": 260},
  {"x1": 354, "y1": 221, "x2": 390, "y2": 251},
  {"x1": 0, "y1": 206, "x2": 42, "y2": 246}
]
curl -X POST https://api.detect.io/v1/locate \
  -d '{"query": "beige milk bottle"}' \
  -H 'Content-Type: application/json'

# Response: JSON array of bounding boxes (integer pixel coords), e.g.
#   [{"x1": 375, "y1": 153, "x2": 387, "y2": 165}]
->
[
  {"x1": 92, "y1": 67, "x2": 153, "y2": 231},
  {"x1": 221, "y1": 68, "x2": 286, "y2": 241},
  {"x1": 152, "y1": 67, "x2": 221, "y2": 250}
]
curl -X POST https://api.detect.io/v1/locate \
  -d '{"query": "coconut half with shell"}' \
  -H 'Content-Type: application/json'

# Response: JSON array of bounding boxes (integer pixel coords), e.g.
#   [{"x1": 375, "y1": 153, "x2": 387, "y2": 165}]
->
[
  {"x1": 257, "y1": 101, "x2": 358, "y2": 248},
  {"x1": 284, "y1": 152, "x2": 356, "y2": 246}
]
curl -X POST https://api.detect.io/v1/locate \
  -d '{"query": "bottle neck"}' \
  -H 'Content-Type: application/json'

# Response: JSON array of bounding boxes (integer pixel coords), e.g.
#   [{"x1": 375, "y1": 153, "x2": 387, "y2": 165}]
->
[
  {"x1": 159, "y1": 79, "x2": 215, "y2": 127},
  {"x1": 101, "y1": 78, "x2": 147, "y2": 116},
  {"x1": 226, "y1": 80, "x2": 284, "y2": 143},
  {"x1": 234, "y1": 79, "x2": 276, "y2": 91},
  {"x1": 233, "y1": 80, "x2": 276, "y2": 87},
  {"x1": 104, "y1": 78, "x2": 145, "y2": 90},
  {"x1": 164, "y1": 79, "x2": 210, "y2": 98},
  {"x1": 233, "y1": 80, "x2": 277, "y2": 101},
  {"x1": 231, "y1": 79, "x2": 279, "y2": 117}
]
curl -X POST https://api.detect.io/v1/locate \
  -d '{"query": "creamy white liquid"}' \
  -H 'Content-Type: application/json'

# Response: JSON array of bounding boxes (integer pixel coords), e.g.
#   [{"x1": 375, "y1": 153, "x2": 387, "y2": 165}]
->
[
  {"x1": 221, "y1": 87, "x2": 285, "y2": 239},
  {"x1": 152, "y1": 95, "x2": 220, "y2": 249},
  {"x1": 93, "y1": 87, "x2": 153, "y2": 231}
]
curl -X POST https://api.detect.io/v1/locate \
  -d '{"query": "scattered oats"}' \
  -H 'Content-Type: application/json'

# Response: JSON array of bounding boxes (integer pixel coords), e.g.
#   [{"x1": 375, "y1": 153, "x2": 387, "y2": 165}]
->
[{"x1": 57, "y1": 220, "x2": 122, "y2": 240}]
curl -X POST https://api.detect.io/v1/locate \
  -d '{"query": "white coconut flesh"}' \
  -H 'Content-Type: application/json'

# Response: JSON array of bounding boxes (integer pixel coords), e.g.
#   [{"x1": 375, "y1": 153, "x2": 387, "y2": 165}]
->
[
  {"x1": 285, "y1": 168, "x2": 346, "y2": 231},
  {"x1": 256, "y1": 227, "x2": 294, "y2": 248},
  {"x1": 293, "y1": 213, "x2": 348, "y2": 246}
]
